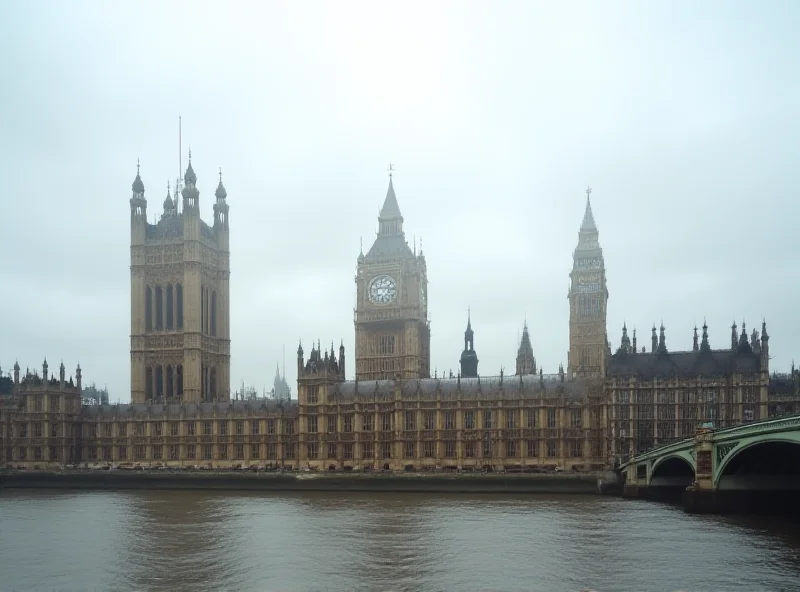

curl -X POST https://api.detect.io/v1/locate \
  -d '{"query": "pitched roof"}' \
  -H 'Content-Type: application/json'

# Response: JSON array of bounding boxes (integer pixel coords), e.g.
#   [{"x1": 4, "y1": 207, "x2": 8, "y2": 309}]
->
[{"x1": 379, "y1": 177, "x2": 402, "y2": 220}]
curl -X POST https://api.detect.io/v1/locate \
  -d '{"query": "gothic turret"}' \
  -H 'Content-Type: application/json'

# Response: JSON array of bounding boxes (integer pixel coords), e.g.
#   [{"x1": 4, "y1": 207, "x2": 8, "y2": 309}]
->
[
  {"x1": 617, "y1": 323, "x2": 632, "y2": 354},
  {"x1": 700, "y1": 320, "x2": 711, "y2": 352},
  {"x1": 42, "y1": 358, "x2": 48, "y2": 382},
  {"x1": 214, "y1": 168, "x2": 229, "y2": 229},
  {"x1": 182, "y1": 150, "x2": 199, "y2": 211},
  {"x1": 515, "y1": 321, "x2": 537, "y2": 375},
  {"x1": 459, "y1": 311, "x2": 479, "y2": 378},
  {"x1": 130, "y1": 160, "x2": 147, "y2": 245},
  {"x1": 76, "y1": 363, "x2": 82, "y2": 392},
  {"x1": 162, "y1": 181, "x2": 177, "y2": 217},
  {"x1": 760, "y1": 320, "x2": 770, "y2": 372},
  {"x1": 657, "y1": 323, "x2": 667, "y2": 354},
  {"x1": 651, "y1": 325, "x2": 657, "y2": 353},
  {"x1": 693, "y1": 325, "x2": 699, "y2": 351},
  {"x1": 339, "y1": 340, "x2": 346, "y2": 378},
  {"x1": 737, "y1": 321, "x2": 753, "y2": 354},
  {"x1": 731, "y1": 321, "x2": 738, "y2": 351}
]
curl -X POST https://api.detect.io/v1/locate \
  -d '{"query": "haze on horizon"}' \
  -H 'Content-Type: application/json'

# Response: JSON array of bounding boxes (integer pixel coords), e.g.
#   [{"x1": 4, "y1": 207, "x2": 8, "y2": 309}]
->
[{"x1": 1, "y1": 0, "x2": 798, "y2": 402}]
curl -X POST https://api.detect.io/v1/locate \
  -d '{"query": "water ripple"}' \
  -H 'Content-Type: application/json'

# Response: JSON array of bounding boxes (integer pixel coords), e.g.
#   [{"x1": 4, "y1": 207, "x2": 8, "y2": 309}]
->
[{"x1": 2, "y1": 491, "x2": 800, "y2": 592}]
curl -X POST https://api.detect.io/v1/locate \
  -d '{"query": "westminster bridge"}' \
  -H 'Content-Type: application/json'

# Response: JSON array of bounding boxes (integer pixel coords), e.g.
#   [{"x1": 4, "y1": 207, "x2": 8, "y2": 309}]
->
[{"x1": 619, "y1": 413, "x2": 800, "y2": 514}]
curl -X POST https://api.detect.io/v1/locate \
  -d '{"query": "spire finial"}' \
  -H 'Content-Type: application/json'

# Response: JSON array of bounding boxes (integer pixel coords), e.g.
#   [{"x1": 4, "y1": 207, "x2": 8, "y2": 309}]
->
[
  {"x1": 387, "y1": 162, "x2": 394, "y2": 177},
  {"x1": 586, "y1": 185, "x2": 592, "y2": 201},
  {"x1": 137, "y1": 158, "x2": 140, "y2": 174},
  {"x1": 219, "y1": 166, "x2": 222, "y2": 183},
  {"x1": 167, "y1": 180, "x2": 170, "y2": 195},
  {"x1": 188, "y1": 147, "x2": 192, "y2": 162}
]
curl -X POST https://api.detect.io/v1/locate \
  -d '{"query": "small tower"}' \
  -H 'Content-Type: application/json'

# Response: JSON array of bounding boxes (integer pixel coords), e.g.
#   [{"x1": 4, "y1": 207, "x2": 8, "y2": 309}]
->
[
  {"x1": 13, "y1": 360, "x2": 20, "y2": 386},
  {"x1": 459, "y1": 310, "x2": 479, "y2": 378},
  {"x1": 130, "y1": 160, "x2": 147, "y2": 246},
  {"x1": 700, "y1": 320, "x2": 711, "y2": 352},
  {"x1": 297, "y1": 341, "x2": 305, "y2": 378},
  {"x1": 515, "y1": 321, "x2": 537, "y2": 375},
  {"x1": 162, "y1": 181, "x2": 177, "y2": 217},
  {"x1": 76, "y1": 363, "x2": 82, "y2": 392},
  {"x1": 59, "y1": 361, "x2": 66, "y2": 388},
  {"x1": 693, "y1": 325, "x2": 699, "y2": 351},
  {"x1": 42, "y1": 358, "x2": 48, "y2": 382},
  {"x1": 632, "y1": 328, "x2": 637, "y2": 353},
  {"x1": 657, "y1": 323, "x2": 667, "y2": 354},
  {"x1": 339, "y1": 340, "x2": 346, "y2": 378},
  {"x1": 760, "y1": 320, "x2": 770, "y2": 372},
  {"x1": 731, "y1": 321, "x2": 738, "y2": 351},
  {"x1": 651, "y1": 325, "x2": 657, "y2": 353}
]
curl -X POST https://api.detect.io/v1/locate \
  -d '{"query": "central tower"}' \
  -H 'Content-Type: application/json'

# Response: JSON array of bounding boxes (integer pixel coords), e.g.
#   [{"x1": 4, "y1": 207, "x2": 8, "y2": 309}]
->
[
  {"x1": 568, "y1": 187, "x2": 609, "y2": 379},
  {"x1": 354, "y1": 172, "x2": 430, "y2": 380},
  {"x1": 129, "y1": 156, "x2": 231, "y2": 404}
]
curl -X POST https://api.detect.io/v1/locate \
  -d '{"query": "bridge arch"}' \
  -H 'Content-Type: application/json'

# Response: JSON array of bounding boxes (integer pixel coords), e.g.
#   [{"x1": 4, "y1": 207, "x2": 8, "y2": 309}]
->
[
  {"x1": 649, "y1": 452, "x2": 695, "y2": 487},
  {"x1": 715, "y1": 436, "x2": 800, "y2": 490}
]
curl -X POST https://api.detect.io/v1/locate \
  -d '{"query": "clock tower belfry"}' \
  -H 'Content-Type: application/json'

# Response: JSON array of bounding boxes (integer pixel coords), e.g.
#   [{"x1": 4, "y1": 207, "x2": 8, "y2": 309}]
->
[
  {"x1": 568, "y1": 187, "x2": 609, "y2": 380},
  {"x1": 354, "y1": 170, "x2": 430, "y2": 381}
]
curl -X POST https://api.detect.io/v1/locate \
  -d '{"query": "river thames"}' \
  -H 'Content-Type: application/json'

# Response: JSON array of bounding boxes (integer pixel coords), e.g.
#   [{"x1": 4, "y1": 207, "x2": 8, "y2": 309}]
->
[{"x1": 1, "y1": 490, "x2": 799, "y2": 592}]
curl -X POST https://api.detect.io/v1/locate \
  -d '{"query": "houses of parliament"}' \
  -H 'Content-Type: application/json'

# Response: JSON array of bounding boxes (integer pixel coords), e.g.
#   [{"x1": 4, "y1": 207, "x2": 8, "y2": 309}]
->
[{"x1": 2, "y1": 155, "x2": 799, "y2": 471}]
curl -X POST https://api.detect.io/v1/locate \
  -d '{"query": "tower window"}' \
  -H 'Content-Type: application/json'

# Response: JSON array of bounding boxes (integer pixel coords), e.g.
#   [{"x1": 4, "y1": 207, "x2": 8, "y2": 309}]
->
[
  {"x1": 211, "y1": 291, "x2": 217, "y2": 336},
  {"x1": 155, "y1": 365, "x2": 164, "y2": 399},
  {"x1": 176, "y1": 284, "x2": 183, "y2": 329},
  {"x1": 166, "y1": 284, "x2": 174, "y2": 330},
  {"x1": 145, "y1": 366, "x2": 153, "y2": 400},
  {"x1": 166, "y1": 365, "x2": 174, "y2": 398},
  {"x1": 155, "y1": 286, "x2": 163, "y2": 330},
  {"x1": 145, "y1": 286, "x2": 153, "y2": 332},
  {"x1": 376, "y1": 335, "x2": 395, "y2": 355}
]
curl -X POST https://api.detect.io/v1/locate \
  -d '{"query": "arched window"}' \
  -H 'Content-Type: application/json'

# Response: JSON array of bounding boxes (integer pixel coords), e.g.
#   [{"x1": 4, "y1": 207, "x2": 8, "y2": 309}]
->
[
  {"x1": 166, "y1": 284, "x2": 174, "y2": 330},
  {"x1": 155, "y1": 286, "x2": 163, "y2": 330},
  {"x1": 176, "y1": 284, "x2": 183, "y2": 329},
  {"x1": 176, "y1": 365, "x2": 183, "y2": 396},
  {"x1": 201, "y1": 363, "x2": 206, "y2": 400},
  {"x1": 210, "y1": 367, "x2": 217, "y2": 399},
  {"x1": 211, "y1": 291, "x2": 217, "y2": 337},
  {"x1": 145, "y1": 366, "x2": 153, "y2": 399},
  {"x1": 145, "y1": 287, "x2": 153, "y2": 332},
  {"x1": 201, "y1": 287, "x2": 207, "y2": 334},
  {"x1": 166, "y1": 365, "x2": 174, "y2": 398},
  {"x1": 155, "y1": 365, "x2": 164, "y2": 399}
]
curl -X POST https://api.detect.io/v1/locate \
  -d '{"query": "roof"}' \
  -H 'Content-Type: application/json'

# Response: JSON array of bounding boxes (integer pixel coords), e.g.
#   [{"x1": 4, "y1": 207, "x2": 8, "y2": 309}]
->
[
  {"x1": 364, "y1": 234, "x2": 414, "y2": 262},
  {"x1": 80, "y1": 399, "x2": 299, "y2": 419},
  {"x1": 607, "y1": 348, "x2": 763, "y2": 379},
  {"x1": 328, "y1": 375, "x2": 592, "y2": 402},
  {"x1": 379, "y1": 177, "x2": 402, "y2": 220},
  {"x1": 580, "y1": 196, "x2": 597, "y2": 232}
]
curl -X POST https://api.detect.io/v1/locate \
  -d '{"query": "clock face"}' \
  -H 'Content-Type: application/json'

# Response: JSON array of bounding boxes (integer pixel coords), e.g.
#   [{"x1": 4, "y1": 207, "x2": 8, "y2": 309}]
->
[{"x1": 368, "y1": 275, "x2": 397, "y2": 304}]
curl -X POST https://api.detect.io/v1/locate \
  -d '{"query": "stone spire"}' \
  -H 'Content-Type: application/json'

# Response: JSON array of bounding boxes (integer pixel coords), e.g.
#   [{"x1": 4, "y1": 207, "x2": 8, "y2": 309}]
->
[
  {"x1": 580, "y1": 186, "x2": 597, "y2": 232},
  {"x1": 378, "y1": 167, "x2": 403, "y2": 237},
  {"x1": 515, "y1": 321, "x2": 536, "y2": 375},
  {"x1": 460, "y1": 310, "x2": 478, "y2": 378},
  {"x1": 693, "y1": 325, "x2": 699, "y2": 351},
  {"x1": 700, "y1": 320, "x2": 711, "y2": 352}
]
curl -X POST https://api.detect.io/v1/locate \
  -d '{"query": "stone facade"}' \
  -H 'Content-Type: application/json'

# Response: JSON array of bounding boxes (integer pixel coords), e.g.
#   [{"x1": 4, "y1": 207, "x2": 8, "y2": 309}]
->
[
  {"x1": 0, "y1": 361, "x2": 84, "y2": 465},
  {"x1": 129, "y1": 159, "x2": 231, "y2": 404},
  {"x1": 3, "y1": 168, "x2": 800, "y2": 471}
]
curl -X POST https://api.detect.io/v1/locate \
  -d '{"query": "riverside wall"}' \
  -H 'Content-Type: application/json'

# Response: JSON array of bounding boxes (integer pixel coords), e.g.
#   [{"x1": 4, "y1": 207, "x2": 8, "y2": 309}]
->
[{"x1": 0, "y1": 470, "x2": 614, "y2": 494}]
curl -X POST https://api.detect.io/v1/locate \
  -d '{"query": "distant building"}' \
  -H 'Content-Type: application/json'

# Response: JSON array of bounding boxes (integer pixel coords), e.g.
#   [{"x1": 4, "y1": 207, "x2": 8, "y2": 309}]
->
[
  {"x1": 272, "y1": 363, "x2": 291, "y2": 400},
  {"x1": 82, "y1": 382, "x2": 110, "y2": 406}
]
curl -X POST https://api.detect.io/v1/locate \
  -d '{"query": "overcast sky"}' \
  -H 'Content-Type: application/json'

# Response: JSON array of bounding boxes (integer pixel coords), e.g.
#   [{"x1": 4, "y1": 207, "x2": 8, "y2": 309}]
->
[{"x1": 1, "y1": 1, "x2": 798, "y2": 401}]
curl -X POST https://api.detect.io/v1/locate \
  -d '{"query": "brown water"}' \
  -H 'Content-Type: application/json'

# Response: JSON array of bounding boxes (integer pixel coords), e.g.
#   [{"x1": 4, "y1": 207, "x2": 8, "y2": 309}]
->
[{"x1": 1, "y1": 490, "x2": 799, "y2": 592}]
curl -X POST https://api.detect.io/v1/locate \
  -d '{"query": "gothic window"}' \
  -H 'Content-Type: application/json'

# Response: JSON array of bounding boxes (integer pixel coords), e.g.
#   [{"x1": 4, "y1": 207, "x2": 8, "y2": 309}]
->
[
  {"x1": 188, "y1": 422, "x2": 196, "y2": 436},
  {"x1": 153, "y1": 446, "x2": 162, "y2": 460},
  {"x1": 166, "y1": 284, "x2": 174, "y2": 330},
  {"x1": 268, "y1": 443, "x2": 277, "y2": 460},
  {"x1": 527, "y1": 440, "x2": 538, "y2": 457},
  {"x1": 308, "y1": 416, "x2": 318, "y2": 433},
  {"x1": 570, "y1": 410, "x2": 582, "y2": 428},
  {"x1": 206, "y1": 445, "x2": 214, "y2": 460},
  {"x1": 155, "y1": 285, "x2": 163, "y2": 330},
  {"x1": 465, "y1": 441, "x2": 475, "y2": 458},
  {"x1": 145, "y1": 367, "x2": 153, "y2": 400},
  {"x1": 363, "y1": 414, "x2": 373, "y2": 431},
  {"x1": 145, "y1": 286, "x2": 153, "y2": 332},
  {"x1": 464, "y1": 411, "x2": 475, "y2": 430},
  {"x1": 506, "y1": 440, "x2": 516, "y2": 457},
  {"x1": 547, "y1": 441, "x2": 557, "y2": 457},
  {"x1": 188, "y1": 444, "x2": 196, "y2": 460},
  {"x1": 547, "y1": 408, "x2": 557, "y2": 428},
  {"x1": 444, "y1": 441, "x2": 455, "y2": 458},
  {"x1": 362, "y1": 442, "x2": 373, "y2": 459},
  {"x1": 381, "y1": 442, "x2": 392, "y2": 459},
  {"x1": 343, "y1": 443, "x2": 354, "y2": 459},
  {"x1": 482, "y1": 438, "x2": 492, "y2": 458},
  {"x1": 423, "y1": 412, "x2": 435, "y2": 430},
  {"x1": 176, "y1": 284, "x2": 183, "y2": 329},
  {"x1": 176, "y1": 365, "x2": 183, "y2": 396},
  {"x1": 270, "y1": 419, "x2": 278, "y2": 435},
  {"x1": 155, "y1": 365, "x2": 164, "y2": 399},
  {"x1": 307, "y1": 443, "x2": 318, "y2": 459},
  {"x1": 165, "y1": 365, "x2": 173, "y2": 398},
  {"x1": 201, "y1": 288, "x2": 206, "y2": 334},
  {"x1": 527, "y1": 409, "x2": 537, "y2": 429},
  {"x1": 328, "y1": 443, "x2": 337, "y2": 459},
  {"x1": 376, "y1": 335, "x2": 395, "y2": 355},
  {"x1": 580, "y1": 348, "x2": 590, "y2": 367},
  {"x1": 483, "y1": 409, "x2": 492, "y2": 429},
  {"x1": 423, "y1": 441, "x2": 434, "y2": 458},
  {"x1": 570, "y1": 441, "x2": 583, "y2": 457},
  {"x1": 444, "y1": 411, "x2": 455, "y2": 430},
  {"x1": 210, "y1": 367, "x2": 217, "y2": 399},
  {"x1": 211, "y1": 291, "x2": 217, "y2": 337},
  {"x1": 404, "y1": 411, "x2": 415, "y2": 431},
  {"x1": 219, "y1": 421, "x2": 227, "y2": 436},
  {"x1": 326, "y1": 415, "x2": 336, "y2": 433},
  {"x1": 251, "y1": 420, "x2": 260, "y2": 436},
  {"x1": 506, "y1": 410, "x2": 516, "y2": 429},
  {"x1": 405, "y1": 441, "x2": 415, "y2": 458},
  {"x1": 344, "y1": 416, "x2": 353, "y2": 432},
  {"x1": 204, "y1": 422, "x2": 212, "y2": 436}
]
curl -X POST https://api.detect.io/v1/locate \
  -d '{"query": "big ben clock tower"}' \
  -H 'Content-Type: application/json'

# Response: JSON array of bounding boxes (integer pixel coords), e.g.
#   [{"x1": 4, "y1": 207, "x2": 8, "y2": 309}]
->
[
  {"x1": 355, "y1": 169, "x2": 430, "y2": 381},
  {"x1": 568, "y1": 187, "x2": 609, "y2": 380}
]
